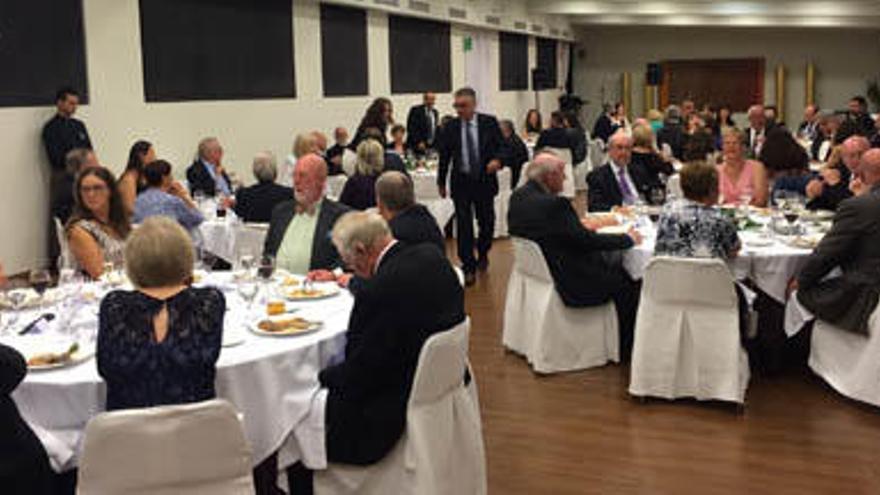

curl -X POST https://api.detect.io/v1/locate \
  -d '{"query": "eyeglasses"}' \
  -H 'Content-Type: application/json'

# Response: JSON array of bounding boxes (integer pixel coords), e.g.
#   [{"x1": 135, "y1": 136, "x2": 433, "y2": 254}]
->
[{"x1": 80, "y1": 185, "x2": 108, "y2": 194}]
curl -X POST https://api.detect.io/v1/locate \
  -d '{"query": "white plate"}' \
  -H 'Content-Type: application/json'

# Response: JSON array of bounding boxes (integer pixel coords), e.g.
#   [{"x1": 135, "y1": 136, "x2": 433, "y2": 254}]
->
[
  {"x1": 745, "y1": 237, "x2": 774, "y2": 248},
  {"x1": 8, "y1": 337, "x2": 96, "y2": 372},
  {"x1": 247, "y1": 317, "x2": 322, "y2": 337},
  {"x1": 0, "y1": 289, "x2": 62, "y2": 310},
  {"x1": 222, "y1": 330, "x2": 246, "y2": 347},
  {"x1": 28, "y1": 348, "x2": 95, "y2": 371},
  {"x1": 282, "y1": 285, "x2": 340, "y2": 301},
  {"x1": 597, "y1": 225, "x2": 631, "y2": 235}
]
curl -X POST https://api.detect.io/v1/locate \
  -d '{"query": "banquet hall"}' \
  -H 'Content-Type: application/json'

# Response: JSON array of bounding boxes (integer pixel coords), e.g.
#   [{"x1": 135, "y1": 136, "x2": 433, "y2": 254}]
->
[{"x1": 3, "y1": 0, "x2": 880, "y2": 494}]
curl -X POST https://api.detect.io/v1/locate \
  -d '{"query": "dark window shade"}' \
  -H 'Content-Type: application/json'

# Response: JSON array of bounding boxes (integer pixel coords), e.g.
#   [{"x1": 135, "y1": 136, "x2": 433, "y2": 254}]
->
[
  {"x1": 0, "y1": 0, "x2": 88, "y2": 107},
  {"x1": 321, "y1": 4, "x2": 368, "y2": 97},
  {"x1": 536, "y1": 38, "x2": 558, "y2": 87},
  {"x1": 659, "y1": 58, "x2": 765, "y2": 112},
  {"x1": 499, "y1": 32, "x2": 528, "y2": 91},
  {"x1": 139, "y1": 0, "x2": 295, "y2": 102},
  {"x1": 388, "y1": 15, "x2": 451, "y2": 94}
]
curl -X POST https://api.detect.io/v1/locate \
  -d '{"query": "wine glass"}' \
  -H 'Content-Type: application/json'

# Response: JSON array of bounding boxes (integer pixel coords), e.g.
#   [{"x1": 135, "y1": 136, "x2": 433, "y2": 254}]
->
[
  {"x1": 257, "y1": 255, "x2": 275, "y2": 282},
  {"x1": 237, "y1": 254, "x2": 255, "y2": 279},
  {"x1": 650, "y1": 187, "x2": 666, "y2": 206},
  {"x1": 237, "y1": 281, "x2": 258, "y2": 312},
  {"x1": 2, "y1": 289, "x2": 27, "y2": 335},
  {"x1": 29, "y1": 268, "x2": 52, "y2": 312},
  {"x1": 773, "y1": 189, "x2": 789, "y2": 209}
]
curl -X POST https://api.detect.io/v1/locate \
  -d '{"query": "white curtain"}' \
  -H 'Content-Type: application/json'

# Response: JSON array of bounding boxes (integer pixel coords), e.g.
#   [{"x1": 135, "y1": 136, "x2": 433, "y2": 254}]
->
[
  {"x1": 464, "y1": 29, "x2": 494, "y2": 114},
  {"x1": 558, "y1": 42, "x2": 571, "y2": 90}
]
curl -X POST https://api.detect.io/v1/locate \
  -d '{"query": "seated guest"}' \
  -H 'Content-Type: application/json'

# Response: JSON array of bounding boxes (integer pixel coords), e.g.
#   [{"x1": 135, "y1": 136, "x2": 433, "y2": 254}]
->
[
  {"x1": 186, "y1": 137, "x2": 233, "y2": 199},
  {"x1": 350, "y1": 97, "x2": 393, "y2": 151},
  {"x1": 312, "y1": 131, "x2": 329, "y2": 156},
  {"x1": 797, "y1": 149, "x2": 880, "y2": 334},
  {"x1": 564, "y1": 111, "x2": 588, "y2": 165},
  {"x1": 872, "y1": 114, "x2": 880, "y2": 148},
  {"x1": 811, "y1": 112, "x2": 841, "y2": 162},
  {"x1": 98, "y1": 217, "x2": 223, "y2": 410},
  {"x1": 326, "y1": 127, "x2": 349, "y2": 176},
  {"x1": 587, "y1": 131, "x2": 664, "y2": 211},
  {"x1": 717, "y1": 128, "x2": 769, "y2": 207},
  {"x1": 280, "y1": 133, "x2": 319, "y2": 186},
  {"x1": 1, "y1": 344, "x2": 53, "y2": 494},
  {"x1": 234, "y1": 152, "x2": 293, "y2": 223},
  {"x1": 51, "y1": 148, "x2": 99, "y2": 224},
  {"x1": 713, "y1": 104, "x2": 736, "y2": 146},
  {"x1": 655, "y1": 162, "x2": 741, "y2": 259},
  {"x1": 361, "y1": 127, "x2": 407, "y2": 174},
  {"x1": 743, "y1": 104, "x2": 773, "y2": 158},
  {"x1": 67, "y1": 167, "x2": 130, "y2": 279},
  {"x1": 647, "y1": 108, "x2": 664, "y2": 134},
  {"x1": 759, "y1": 127, "x2": 809, "y2": 178},
  {"x1": 510, "y1": 153, "x2": 642, "y2": 358},
  {"x1": 657, "y1": 105, "x2": 686, "y2": 160},
  {"x1": 682, "y1": 114, "x2": 717, "y2": 162},
  {"x1": 340, "y1": 140, "x2": 384, "y2": 211},
  {"x1": 798, "y1": 104, "x2": 821, "y2": 142},
  {"x1": 134, "y1": 160, "x2": 204, "y2": 234},
  {"x1": 499, "y1": 119, "x2": 530, "y2": 188},
  {"x1": 536, "y1": 111, "x2": 578, "y2": 162},
  {"x1": 805, "y1": 135, "x2": 869, "y2": 210},
  {"x1": 318, "y1": 211, "x2": 465, "y2": 465},
  {"x1": 631, "y1": 124, "x2": 674, "y2": 181},
  {"x1": 593, "y1": 102, "x2": 627, "y2": 144},
  {"x1": 389, "y1": 124, "x2": 407, "y2": 155},
  {"x1": 264, "y1": 154, "x2": 350, "y2": 274},
  {"x1": 118, "y1": 140, "x2": 156, "y2": 217},
  {"x1": 846, "y1": 96, "x2": 876, "y2": 137},
  {"x1": 376, "y1": 171, "x2": 444, "y2": 253},
  {"x1": 522, "y1": 108, "x2": 543, "y2": 140}
]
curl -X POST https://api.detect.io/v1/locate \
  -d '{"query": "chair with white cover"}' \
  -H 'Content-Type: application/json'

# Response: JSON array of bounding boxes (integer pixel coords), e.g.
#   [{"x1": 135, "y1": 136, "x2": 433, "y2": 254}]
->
[
  {"x1": 54, "y1": 217, "x2": 73, "y2": 270},
  {"x1": 77, "y1": 399, "x2": 255, "y2": 495},
  {"x1": 314, "y1": 318, "x2": 486, "y2": 495},
  {"x1": 629, "y1": 257, "x2": 749, "y2": 404},
  {"x1": 809, "y1": 305, "x2": 880, "y2": 407},
  {"x1": 589, "y1": 138, "x2": 606, "y2": 170},
  {"x1": 538, "y1": 147, "x2": 575, "y2": 199},
  {"x1": 666, "y1": 174, "x2": 683, "y2": 200},
  {"x1": 325, "y1": 174, "x2": 348, "y2": 200},
  {"x1": 502, "y1": 237, "x2": 619, "y2": 374},
  {"x1": 341, "y1": 149, "x2": 358, "y2": 176}
]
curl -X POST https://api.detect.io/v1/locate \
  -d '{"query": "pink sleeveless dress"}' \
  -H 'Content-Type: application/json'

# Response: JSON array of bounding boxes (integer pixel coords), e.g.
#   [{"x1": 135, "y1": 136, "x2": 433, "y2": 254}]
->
[{"x1": 717, "y1": 161, "x2": 756, "y2": 205}]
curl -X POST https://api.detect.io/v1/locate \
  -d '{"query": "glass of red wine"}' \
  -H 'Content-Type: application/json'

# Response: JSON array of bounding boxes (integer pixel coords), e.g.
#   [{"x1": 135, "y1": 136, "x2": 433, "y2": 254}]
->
[
  {"x1": 29, "y1": 268, "x2": 52, "y2": 312},
  {"x1": 257, "y1": 255, "x2": 275, "y2": 282}
]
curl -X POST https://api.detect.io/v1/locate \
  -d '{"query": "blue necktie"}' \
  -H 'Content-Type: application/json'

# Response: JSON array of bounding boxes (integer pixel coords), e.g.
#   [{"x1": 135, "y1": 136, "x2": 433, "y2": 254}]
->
[{"x1": 464, "y1": 121, "x2": 478, "y2": 176}]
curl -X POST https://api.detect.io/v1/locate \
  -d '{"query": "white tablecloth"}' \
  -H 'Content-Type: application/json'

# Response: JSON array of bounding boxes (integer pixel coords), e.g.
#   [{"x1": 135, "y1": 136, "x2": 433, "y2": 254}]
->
[
  {"x1": 5, "y1": 273, "x2": 353, "y2": 472},
  {"x1": 623, "y1": 227, "x2": 812, "y2": 304},
  {"x1": 200, "y1": 219, "x2": 268, "y2": 263}
]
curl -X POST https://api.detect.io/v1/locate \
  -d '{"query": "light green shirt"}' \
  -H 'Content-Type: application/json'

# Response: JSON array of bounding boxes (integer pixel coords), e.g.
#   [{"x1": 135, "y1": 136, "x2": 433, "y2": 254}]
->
[{"x1": 276, "y1": 201, "x2": 321, "y2": 274}]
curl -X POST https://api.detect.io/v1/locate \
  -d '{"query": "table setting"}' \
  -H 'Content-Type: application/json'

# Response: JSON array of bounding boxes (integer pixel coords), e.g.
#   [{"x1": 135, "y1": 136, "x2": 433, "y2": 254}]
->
[{"x1": 0, "y1": 258, "x2": 354, "y2": 473}]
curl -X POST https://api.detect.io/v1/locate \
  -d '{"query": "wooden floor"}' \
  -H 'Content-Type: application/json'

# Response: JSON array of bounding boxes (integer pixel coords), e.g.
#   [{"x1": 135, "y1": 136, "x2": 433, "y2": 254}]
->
[{"x1": 461, "y1": 238, "x2": 880, "y2": 495}]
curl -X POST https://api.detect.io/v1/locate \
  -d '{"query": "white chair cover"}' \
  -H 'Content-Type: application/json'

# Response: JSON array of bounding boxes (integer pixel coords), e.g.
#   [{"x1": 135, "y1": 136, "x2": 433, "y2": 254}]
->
[
  {"x1": 325, "y1": 175, "x2": 348, "y2": 201},
  {"x1": 502, "y1": 237, "x2": 619, "y2": 374},
  {"x1": 315, "y1": 318, "x2": 486, "y2": 495},
  {"x1": 77, "y1": 399, "x2": 255, "y2": 495},
  {"x1": 629, "y1": 257, "x2": 749, "y2": 404},
  {"x1": 54, "y1": 217, "x2": 73, "y2": 270},
  {"x1": 540, "y1": 147, "x2": 575, "y2": 199},
  {"x1": 516, "y1": 161, "x2": 531, "y2": 189},
  {"x1": 809, "y1": 306, "x2": 880, "y2": 407},
  {"x1": 666, "y1": 174, "x2": 683, "y2": 201},
  {"x1": 589, "y1": 138, "x2": 606, "y2": 170},
  {"x1": 341, "y1": 149, "x2": 357, "y2": 177}
]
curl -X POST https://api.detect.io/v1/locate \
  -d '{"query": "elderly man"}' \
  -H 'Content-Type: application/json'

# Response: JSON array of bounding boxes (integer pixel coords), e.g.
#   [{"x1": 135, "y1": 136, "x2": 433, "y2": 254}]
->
[
  {"x1": 233, "y1": 152, "x2": 293, "y2": 223},
  {"x1": 798, "y1": 104, "x2": 821, "y2": 141},
  {"x1": 264, "y1": 154, "x2": 350, "y2": 275},
  {"x1": 406, "y1": 92, "x2": 439, "y2": 153},
  {"x1": 186, "y1": 137, "x2": 233, "y2": 198},
  {"x1": 376, "y1": 171, "x2": 444, "y2": 253},
  {"x1": 744, "y1": 104, "x2": 773, "y2": 158},
  {"x1": 797, "y1": 148, "x2": 880, "y2": 334},
  {"x1": 657, "y1": 104, "x2": 685, "y2": 160},
  {"x1": 318, "y1": 211, "x2": 464, "y2": 467},
  {"x1": 510, "y1": 153, "x2": 642, "y2": 359},
  {"x1": 586, "y1": 131, "x2": 663, "y2": 212},
  {"x1": 806, "y1": 135, "x2": 870, "y2": 210},
  {"x1": 326, "y1": 127, "x2": 349, "y2": 175},
  {"x1": 811, "y1": 111, "x2": 841, "y2": 162}
]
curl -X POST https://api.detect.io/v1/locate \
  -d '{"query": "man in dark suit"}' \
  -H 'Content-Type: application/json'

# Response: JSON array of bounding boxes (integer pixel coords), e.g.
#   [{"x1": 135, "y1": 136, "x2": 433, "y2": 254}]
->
[
  {"x1": 587, "y1": 132, "x2": 663, "y2": 212},
  {"x1": 405, "y1": 92, "x2": 439, "y2": 154},
  {"x1": 233, "y1": 152, "x2": 293, "y2": 223},
  {"x1": 657, "y1": 105, "x2": 686, "y2": 161},
  {"x1": 186, "y1": 137, "x2": 233, "y2": 198},
  {"x1": 376, "y1": 171, "x2": 445, "y2": 253},
  {"x1": 847, "y1": 96, "x2": 876, "y2": 137},
  {"x1": 319, "y1": 211, "x2": 465, "y2": 465},
  {"x1": 805, "y1": 135, "x2": 869, "y2": 210},
  {"x1": 797, "y1": 104, "x2": 821, "y2": 141},
  {"x1": 536, "y1": 111, "x2": 579, "y2": 162},
  {"x1": 797, "y1": 148, "x2": 880, "y2": 334},
  {"x1": 326, "y1": 127, "x2": 349, "y2": 176},
  {"x1": 42, "y1": 87, "x2": 92, "y2": 173},
  {"x1": 744, "y1": 104, "x2": 776, "y2": 159},
  {"x1": 437, "y1": 87, "x2": 504, "y2": 285},
  {"x1": 264, "y1": 154, "x2": 350, "y2": 275},
  {"x1": 509, "y1": 152, "x2": 643, "y2": 360}
]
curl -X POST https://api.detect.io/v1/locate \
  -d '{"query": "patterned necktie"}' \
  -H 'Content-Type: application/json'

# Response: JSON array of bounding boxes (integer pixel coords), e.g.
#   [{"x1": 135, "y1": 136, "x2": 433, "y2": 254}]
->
[
  {"x1": 617, "y1": 167, "x2": 635, "y2": 204},
  {"x1": 464, "y1": 121, "x2": 478, "y2": 175}
]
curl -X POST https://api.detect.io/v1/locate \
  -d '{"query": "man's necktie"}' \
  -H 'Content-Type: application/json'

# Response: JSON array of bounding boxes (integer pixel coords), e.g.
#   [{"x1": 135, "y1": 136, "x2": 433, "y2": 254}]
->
[
  {"x1": 464, "y1": 121, "x2": 478, "y2": 176},
  {"x1": 617, "y1": 167, "x2": 635, "y2": 204}
]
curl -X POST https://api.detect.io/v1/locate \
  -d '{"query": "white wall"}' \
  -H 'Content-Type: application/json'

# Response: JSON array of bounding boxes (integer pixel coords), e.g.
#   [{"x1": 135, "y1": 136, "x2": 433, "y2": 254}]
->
[
  {"x1": 0, "y1": 0, "x2": 566, "y2": 273},
  {"x1": 572, "y1": 26, "x2": 880, "y2": 128}
]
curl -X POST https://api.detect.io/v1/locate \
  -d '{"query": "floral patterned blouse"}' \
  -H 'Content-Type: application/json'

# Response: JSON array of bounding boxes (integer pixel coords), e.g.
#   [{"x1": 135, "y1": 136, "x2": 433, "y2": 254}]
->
[
  {"x1": 97, "y1": 287, "x2": 225, "y2": 411},
  {"x1": 654, "y1": 199, "x2": 741, "y2": 260}
]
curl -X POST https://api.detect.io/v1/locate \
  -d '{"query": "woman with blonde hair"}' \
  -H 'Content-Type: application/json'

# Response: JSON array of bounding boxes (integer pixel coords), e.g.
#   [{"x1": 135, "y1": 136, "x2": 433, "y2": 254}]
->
[
  {"x1": 717, "y1": 128, "x2": 769, "y2": 206},
  {"x1": 630, "y1": 123, "x2": 674, "y2": 183},
  {"x1": 279, "y1": 132, "x2": 318, "y2": 187},
  {"x1": 339, "y1": 140, "x2": 385, "y2": 210}
]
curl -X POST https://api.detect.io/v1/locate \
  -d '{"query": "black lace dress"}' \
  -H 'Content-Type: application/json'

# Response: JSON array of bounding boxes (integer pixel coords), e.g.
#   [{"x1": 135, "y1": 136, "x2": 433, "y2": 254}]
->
[{"x1": 97, "y1": 287, "x2": 225, "y2": 411}]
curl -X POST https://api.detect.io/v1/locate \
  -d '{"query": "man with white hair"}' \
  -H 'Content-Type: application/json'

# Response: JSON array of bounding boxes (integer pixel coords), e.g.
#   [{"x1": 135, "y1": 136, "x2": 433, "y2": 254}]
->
[
  {"x1": 509, "y1": 152, "x2": 642, "y2": 359},
  {"x1": 316, "y1": 211, "x2": 465, "y2": 467},
  {"x1": 586, "y1": 131, "x2": 663, "y2": 212},
  {"x1": 233, "y1": 151, "x2": 293, "y2": 223},
  {"x1": 263, "y1": 154, "x2": 350, "y2": 275},
  {"x1": 806, "y1": 135, "x2": 870, "y2": 210},
  {"x1": 186, "y1": 137, "x2": 233, "y2": 198},
  {"x1": 797, "y1": 148, "x2": 880, "y2": 334},
  {"x1": 744, "y1": 104, "x2": 773, "y2": 158}
]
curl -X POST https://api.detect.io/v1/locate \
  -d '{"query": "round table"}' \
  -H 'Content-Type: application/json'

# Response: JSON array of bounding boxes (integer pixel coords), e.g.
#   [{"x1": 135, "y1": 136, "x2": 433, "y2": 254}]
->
[
  {"x1": 199, "y1": 217, "x2": 268, "y2": 263},
  {"x1": 3, "y1": 272, "x2": 353, "y2": 473}
]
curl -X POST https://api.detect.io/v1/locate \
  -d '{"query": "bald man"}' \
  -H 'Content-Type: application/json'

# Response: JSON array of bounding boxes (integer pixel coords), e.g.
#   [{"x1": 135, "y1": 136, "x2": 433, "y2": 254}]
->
[
  {"x1": 806, "y1": 135, "x2": 870, "y2": 211},
  {"x1": 797, "y1": 148, "x2": 880, "y2": 334},
  {"x1": 263, "y1": 153, "x2": 351, "y2": 274},
  {"x1": 744, "y1": 104, "x2": 772, "y2": 158},
  {"x1": 586, "y1": 131, "x2": 663, "y2": 212}
]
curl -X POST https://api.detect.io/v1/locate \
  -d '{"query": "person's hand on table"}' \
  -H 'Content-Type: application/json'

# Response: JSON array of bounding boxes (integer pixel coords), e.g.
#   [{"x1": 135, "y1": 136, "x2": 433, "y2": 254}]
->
[
  {"x1": 850, "y1": 176, "x2": 867, "y2": 196},
  {"x1": 486, "y1": 159, "x2": 502, "y2": 174},
  {"x1": 307, "y1": 269, "x2": 337, "y2": 282},
  {"x1": 581, "y1": 217, "x2": 603, "y2": 231},
  {"x1": 336, "y1": 273, "x2": 353, "y2": 288},
  {"x1": 805, "y1": 179, "x2": 824, "y2": 199},
  {"x1": 627, "y1": 227, "x2": 643, "y2": 246},
  {"x1": 222, "y1": 195, "x2": 236, "y2": 209},
  {"x1": 820, "y1": 167, "x2": 842, "y2": 186}
]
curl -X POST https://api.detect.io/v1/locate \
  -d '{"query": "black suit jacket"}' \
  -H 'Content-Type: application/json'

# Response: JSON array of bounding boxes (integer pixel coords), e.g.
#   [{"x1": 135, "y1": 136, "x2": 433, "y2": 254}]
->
[
  {"x1": 233, "y1": 181, "x2": 293, "y2": 223},
  {"x1": 186, "y1": 160, "x2": 232, "y2": 198},
  {"x1": 437, "y1": 113, "x2": 504, "y2": 197},
  {"x1": 1, "y1": 345, "x2": 52, "y2": 494},
  {"x1": 263, "y1": 198, "x2": 350, "y2": 270},
  {"x1": 509, "y1": 180, "x2": 634, "y2": 307},
  {"x1": 535, "y1": 127, "x2": 578, "y2": 162},
  {"x1": 586, "y1": 162, "x2": 663, "y2": 212},
  {"x1": 389, "y1": 204, "x2": 445, "y2": 253},
  {"x1": 797, "y1": 185, "x2": 880, "y2": 334},
  {"x1": 405, "y1": 104, "x2": 439, "y2": 150},
  {"x1": 592, "y1": 114, "x2": 618, "y2": 144},
  {"x1": 320, "y1": 242, "x2": 465, "y2": 465},
  {"x1": 41, "y1": 114, "x2": 92, "y2": 172}
]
